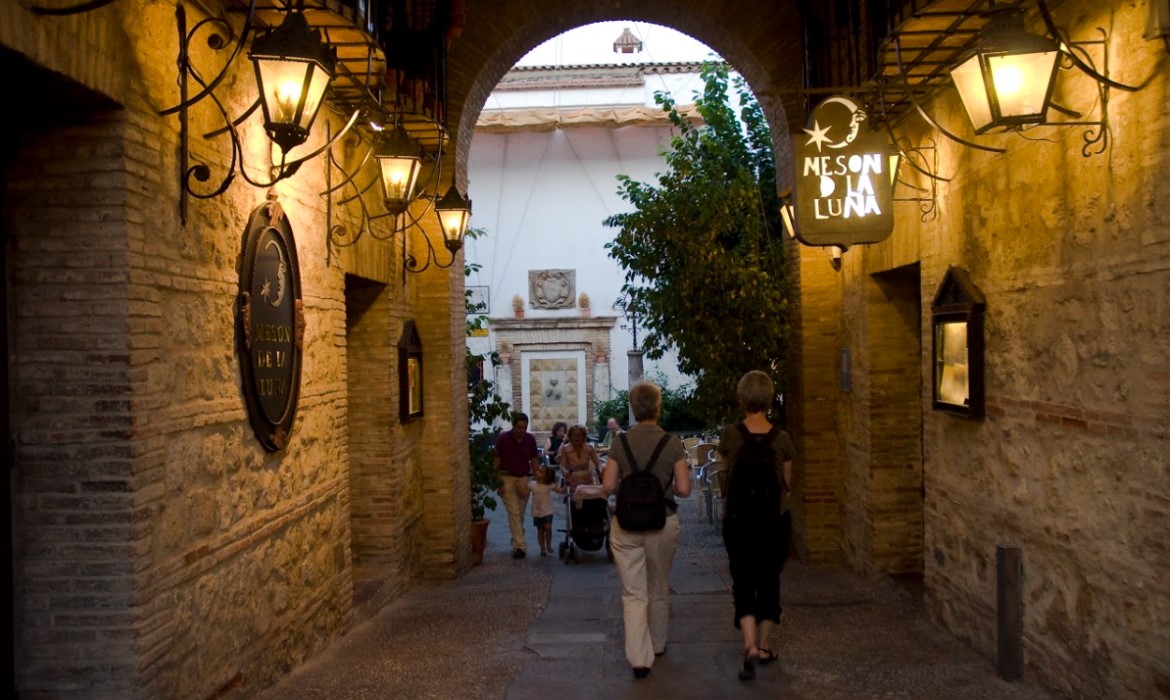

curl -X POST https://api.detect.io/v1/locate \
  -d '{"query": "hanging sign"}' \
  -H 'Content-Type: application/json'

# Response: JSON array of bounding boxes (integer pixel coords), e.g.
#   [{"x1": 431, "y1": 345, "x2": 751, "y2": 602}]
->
[
  {"x1": 792, "y1": 96, "x2": 896, "y2": 248},
  {"x1": 237, "y1": 196, "x2": 304, "y2": 452}
]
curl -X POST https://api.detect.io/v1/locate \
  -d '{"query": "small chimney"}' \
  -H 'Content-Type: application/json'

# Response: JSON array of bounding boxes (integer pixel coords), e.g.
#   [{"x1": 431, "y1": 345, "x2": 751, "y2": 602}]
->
[{"x1": 613, "y1": 26, "x2": 643, "y2": 54}]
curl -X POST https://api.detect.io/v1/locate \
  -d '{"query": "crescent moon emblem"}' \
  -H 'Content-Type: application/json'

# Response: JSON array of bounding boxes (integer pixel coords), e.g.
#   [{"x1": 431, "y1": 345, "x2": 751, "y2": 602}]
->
[
  {"x1": 820, "y1": 96, "x2": 866, "y2": 150},
  {"x1": 263, "y1": 239, "x2": 288, "y2": 308}
]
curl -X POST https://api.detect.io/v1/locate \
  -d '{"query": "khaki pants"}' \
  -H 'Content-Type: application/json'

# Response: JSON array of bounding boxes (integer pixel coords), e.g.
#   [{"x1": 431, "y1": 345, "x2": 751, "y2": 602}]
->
[
  {"x1": 610, "y1": 512, "x2": 681, "y2": 669},
  {"x1": 499, "y1": 474, "x2": 531, "y2": 552}
]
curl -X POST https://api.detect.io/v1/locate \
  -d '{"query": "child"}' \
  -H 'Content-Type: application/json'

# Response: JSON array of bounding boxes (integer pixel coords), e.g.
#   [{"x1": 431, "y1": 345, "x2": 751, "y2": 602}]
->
[{"x1": 527, "y1": 464, "x2": 566, "y2": 556}]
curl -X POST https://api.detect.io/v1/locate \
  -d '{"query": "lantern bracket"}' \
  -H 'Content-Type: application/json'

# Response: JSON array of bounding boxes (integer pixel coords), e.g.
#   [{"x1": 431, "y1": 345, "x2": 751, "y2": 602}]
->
[
  {"x1": 159, "y1": 2, "x2": 359, "y2": 224},
  {"x1": 875, "y1": 0, "x2": 1156, "y2": 161},
  {"x1": 320, "y1": 123, "x2": 469, "y2": 277},
  {"x1": 893, "y1": 35, "x2": 1007, "y2": 157}
]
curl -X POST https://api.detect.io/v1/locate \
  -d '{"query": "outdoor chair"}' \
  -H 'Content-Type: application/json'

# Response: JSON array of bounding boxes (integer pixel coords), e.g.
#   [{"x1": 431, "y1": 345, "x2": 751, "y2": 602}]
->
[
  {"x1": 700, "y1": 464, "x2": 726, "y2": 526},
  {"x1": 687, "y1": 441, "x2": 718, "y2": 483},
  {"x1": 693, "y1": 455, "x2": 722, "y2": 523}
]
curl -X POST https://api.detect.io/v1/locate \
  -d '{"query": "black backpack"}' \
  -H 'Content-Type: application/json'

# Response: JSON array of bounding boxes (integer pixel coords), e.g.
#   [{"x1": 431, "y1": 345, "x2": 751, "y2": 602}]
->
[
  {"x1": 615, "y1": 433, "x2": 672, "y2": 532},
  {"x1": 724, "y1": 423, "x2": 783, "y2": 524}
]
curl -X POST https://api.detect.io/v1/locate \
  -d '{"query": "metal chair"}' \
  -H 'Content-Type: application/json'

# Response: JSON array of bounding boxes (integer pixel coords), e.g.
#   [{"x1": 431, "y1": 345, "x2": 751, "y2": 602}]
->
[
  {"x1": 688, "y1": 441, "x2": 718, "y2": 484},
  {"x1": 701, "y1": 464, "x2": 726, "y2": 525},
  {"x1": 694, "y1": 455, "x2": 723, "y2": 523}
]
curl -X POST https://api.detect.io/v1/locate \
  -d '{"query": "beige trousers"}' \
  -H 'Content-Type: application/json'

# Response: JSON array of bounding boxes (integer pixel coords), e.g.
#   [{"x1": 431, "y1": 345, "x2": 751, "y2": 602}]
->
[
  {"x1": 499, "y1": 474, "x2": 531, "y2": 552},
  {"x1": 610, "y1": 512, "x2": 681, "y2": 669}
]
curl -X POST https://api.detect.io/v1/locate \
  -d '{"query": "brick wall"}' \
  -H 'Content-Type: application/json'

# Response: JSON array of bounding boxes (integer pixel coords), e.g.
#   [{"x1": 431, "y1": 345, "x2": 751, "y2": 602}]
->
[
  {"x1": 861, "y1": 267, "x2": 922, "y2": 574},
  {"x1": 7, "y1": 110, "x2": 140, "y2": 696},
  {"x1": 5, "y1": 1, "x2": 463, "y2": 696},
  {"x1": 792, "y1": 242, "x2": 845, "y2": 564},
  {"x1": 835, "y1": 263, "x2": 926, "y2": 575},
  {"x1": 345, "y1": 278, "x2": 426, "y2": 612},
  {"x1": 16, "y1": 0, "x2": 1168, "y2": 698}
]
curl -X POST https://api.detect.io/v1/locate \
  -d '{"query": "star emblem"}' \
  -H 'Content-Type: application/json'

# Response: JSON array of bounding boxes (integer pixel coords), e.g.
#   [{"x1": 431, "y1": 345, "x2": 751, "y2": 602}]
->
[
  {"x1": 260, "y1": 279, "x2": 272, "y2": 300},
  {"x1": 803, "y1": 119, "x2": 833, "y2": 152}
]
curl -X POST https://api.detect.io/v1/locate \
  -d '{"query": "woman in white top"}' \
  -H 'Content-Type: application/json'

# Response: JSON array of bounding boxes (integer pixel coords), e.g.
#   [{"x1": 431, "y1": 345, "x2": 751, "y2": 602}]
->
[{"x1": 557, "y1": 424, "x2": 601, "y2": 487}]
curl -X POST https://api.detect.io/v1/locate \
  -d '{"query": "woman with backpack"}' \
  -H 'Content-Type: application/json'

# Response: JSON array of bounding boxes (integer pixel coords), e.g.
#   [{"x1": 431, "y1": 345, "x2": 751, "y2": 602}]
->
[
  {"x1": 717, "y1": 370, "x2": 796, "y2": 681},
  {"x1": 601, "y1": 380, "x2": 692, "y2": 679}
]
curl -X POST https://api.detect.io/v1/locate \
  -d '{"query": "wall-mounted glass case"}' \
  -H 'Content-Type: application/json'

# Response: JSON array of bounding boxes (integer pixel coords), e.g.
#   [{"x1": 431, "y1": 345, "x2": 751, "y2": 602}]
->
[
  {"x1": 931, "y1": 267, "x2": 985, "y2": 418},
  {"x1": 398, "y1": 320, "x2": 424, "y2": 422}
]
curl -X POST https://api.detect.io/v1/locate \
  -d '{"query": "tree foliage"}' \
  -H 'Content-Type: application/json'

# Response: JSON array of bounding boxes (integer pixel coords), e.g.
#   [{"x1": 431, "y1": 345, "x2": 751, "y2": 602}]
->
[
  {"x1": 465, "y1": 227, "x2": 508, "y2": 520},
  {"x1": 604, "y1": 62, "x2": 794, "y2": 424},
  {"x1": 594, "y1": 374, "x2": 708, "y2": 435}
]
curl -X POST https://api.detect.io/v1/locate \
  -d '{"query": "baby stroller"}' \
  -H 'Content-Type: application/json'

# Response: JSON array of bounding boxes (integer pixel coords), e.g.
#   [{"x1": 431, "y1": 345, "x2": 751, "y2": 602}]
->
[{"x1": 558, "y1": 483, "x2": 613, "y2": 564}]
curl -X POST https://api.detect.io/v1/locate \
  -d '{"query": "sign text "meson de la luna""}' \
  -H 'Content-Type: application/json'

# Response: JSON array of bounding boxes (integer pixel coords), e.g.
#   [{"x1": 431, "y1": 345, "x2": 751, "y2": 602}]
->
[{"x1": 792, "y1": 95, "x2": 896, "y2": 249}]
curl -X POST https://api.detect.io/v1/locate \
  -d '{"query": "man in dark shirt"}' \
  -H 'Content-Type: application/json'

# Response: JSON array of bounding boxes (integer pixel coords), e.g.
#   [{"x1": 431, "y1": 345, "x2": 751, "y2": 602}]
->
[{"x1": 493, "y1": 412, "x2": 540, "y2": 558}]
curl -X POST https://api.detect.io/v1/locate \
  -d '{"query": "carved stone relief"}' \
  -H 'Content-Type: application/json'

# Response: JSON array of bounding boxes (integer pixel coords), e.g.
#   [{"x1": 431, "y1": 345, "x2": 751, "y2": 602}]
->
[{"x1": 528, "y1": 269, "x2": 575, "y2": 309}]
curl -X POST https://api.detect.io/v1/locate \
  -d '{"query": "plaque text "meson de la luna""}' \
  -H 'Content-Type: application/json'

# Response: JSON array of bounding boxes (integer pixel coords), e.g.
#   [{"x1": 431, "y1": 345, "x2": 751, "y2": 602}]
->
[
  {"x1": 802, "y1": 153, "x2": 887, "y2": 220},
  {"x1": 253, "y1": 322, "x2": 292, "y2": 395}
]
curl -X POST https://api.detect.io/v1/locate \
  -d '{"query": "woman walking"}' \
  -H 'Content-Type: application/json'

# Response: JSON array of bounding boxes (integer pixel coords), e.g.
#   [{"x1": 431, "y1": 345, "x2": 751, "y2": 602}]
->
[
  {"x1": 718, "y1": 370, "x2": 795, "y2": 681},
  {"x1": 602, "y1": 380, "x2": 692, "y2": 679}
]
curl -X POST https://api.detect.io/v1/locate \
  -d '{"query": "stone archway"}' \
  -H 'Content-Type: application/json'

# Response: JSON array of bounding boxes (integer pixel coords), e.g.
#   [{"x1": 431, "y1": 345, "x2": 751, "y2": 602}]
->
[
  {"x1": 444, "y1": 1, "x2": 806, "y2": 191},
  {"x1": 441, "y1": 2, "x2": 822, "y2": 562}
]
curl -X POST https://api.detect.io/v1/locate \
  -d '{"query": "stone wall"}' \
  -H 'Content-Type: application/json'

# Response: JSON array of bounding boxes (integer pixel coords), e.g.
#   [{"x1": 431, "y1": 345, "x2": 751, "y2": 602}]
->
[
  {"x1": 805, "y1": 1, "x2": 1170, "y2": 696},
  {"x1": 4, "y1": 1, "x2": 467, "y2": 697}
]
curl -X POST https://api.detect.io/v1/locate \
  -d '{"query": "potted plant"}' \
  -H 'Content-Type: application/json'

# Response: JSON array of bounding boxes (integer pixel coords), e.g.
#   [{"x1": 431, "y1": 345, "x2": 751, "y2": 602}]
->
[
  {"x1": 512, "y1": 294, "x2": 525, "y2": 318},
  {"x1": 578, "y1": 291, "x2": 591, "y2": 317},
  {"x1": 468, "y1": 350, "x2": 510, "y2": 564}
]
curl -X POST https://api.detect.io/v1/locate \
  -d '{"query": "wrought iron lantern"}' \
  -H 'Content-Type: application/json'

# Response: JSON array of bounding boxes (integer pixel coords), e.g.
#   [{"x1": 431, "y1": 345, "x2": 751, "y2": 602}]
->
[
  {"x1": 434, "y1": 185, "x2": 471, "y2": 253},
  {"x1": 374, "y1": 125, "x2": 425, "y2": 215},
  {"x1": 249, "y1": 7, "x2": 337, "y2": 153},
  {"x1": 949, "y1": 7, "x2": 1060, "y2": 134}
]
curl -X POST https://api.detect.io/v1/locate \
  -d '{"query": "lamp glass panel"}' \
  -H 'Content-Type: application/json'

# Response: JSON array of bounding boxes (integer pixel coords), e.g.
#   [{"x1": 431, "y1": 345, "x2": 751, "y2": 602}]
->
[
  {"x1": 986, "y1": 49, "x2": 1058, "y2": 119},
  {"x1": 256, "y1": 58, "x2": 310, "y2": 126},
  {"x1": 951, "y1": 54, "x2": 993, "y2": 132},
  {"x1": 299, "y1": 65, "x2": 331, "y2": 130},
  {"x1": 377, "y1": 156, "x2": 422, "y2": 204},
  {"x1": 438, "y1": 208, "x2": 469, "y2": 246},
  {"x1": 935, "y1": 321, "x2": 970, "y2": 406},
  {"x1": 255, "y1": 58, "x2": 331, "y2": 132},
  {"x1": 780, "y1": 203, "x2": 796, "y2": 239}
]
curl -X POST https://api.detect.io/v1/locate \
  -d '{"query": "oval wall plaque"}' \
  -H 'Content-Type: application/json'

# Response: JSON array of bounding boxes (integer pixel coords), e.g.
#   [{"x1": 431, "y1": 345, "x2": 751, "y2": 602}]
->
[{"x1": 237, "y1": 196, "x2": 304, "y2": 452}]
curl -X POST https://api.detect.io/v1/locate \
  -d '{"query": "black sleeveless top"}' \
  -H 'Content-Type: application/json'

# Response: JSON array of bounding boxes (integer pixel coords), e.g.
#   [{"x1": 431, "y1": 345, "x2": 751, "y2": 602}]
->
[{"x1": 548, "y1": 435, "x2": 566, "y2": 464}]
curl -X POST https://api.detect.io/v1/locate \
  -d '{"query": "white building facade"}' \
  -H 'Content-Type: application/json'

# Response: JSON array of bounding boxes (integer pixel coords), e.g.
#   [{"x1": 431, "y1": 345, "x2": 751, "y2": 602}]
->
[{"x1": 466, "y1": 62, "x2": 713, "y2": 434}]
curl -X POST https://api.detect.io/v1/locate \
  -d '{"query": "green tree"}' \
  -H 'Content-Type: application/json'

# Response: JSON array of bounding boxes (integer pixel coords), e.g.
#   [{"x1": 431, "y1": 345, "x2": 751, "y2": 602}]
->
[{"x1": 604, "y1": 61, "x2": 793, "y2": 424}]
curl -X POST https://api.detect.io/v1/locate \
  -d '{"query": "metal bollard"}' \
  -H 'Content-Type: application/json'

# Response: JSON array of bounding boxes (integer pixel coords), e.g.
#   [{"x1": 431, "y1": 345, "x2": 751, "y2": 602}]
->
[{"x1": 996, "y1": 544, "x2": 1023, "y2": 681}]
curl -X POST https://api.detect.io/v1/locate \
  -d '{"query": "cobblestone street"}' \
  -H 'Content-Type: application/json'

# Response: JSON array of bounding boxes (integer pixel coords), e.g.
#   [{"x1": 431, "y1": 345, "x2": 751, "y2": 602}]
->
[{"x1": 258, "y1": 497, "x2": 1056, "y2": 699}]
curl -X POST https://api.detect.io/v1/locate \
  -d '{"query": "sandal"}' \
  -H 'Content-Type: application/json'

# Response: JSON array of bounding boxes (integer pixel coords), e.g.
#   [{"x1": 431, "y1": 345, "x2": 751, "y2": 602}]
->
[
  {"x1": 758, "y1": 648, "x2": 778, "y2": 665},
  {"x1": 737, "y1": 651, "x2": 757, "y2": 681}
]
